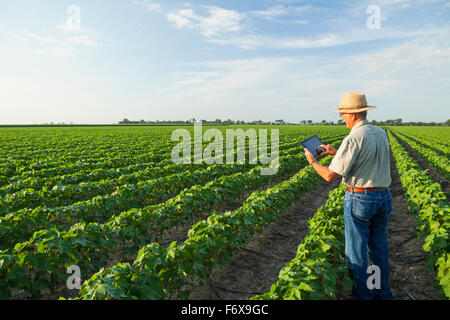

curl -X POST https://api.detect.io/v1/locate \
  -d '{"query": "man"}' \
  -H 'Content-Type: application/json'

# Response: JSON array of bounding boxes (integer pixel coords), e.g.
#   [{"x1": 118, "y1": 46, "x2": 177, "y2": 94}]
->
[{"x1": 304, "y1": 92, "x2": 393, "y2": 300}]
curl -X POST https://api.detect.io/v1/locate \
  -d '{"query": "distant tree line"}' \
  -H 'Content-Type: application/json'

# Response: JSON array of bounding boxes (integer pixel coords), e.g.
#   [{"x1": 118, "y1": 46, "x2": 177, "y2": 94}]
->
[
  {"x1": 119, "y1": 118, "x2": 450, "y2": 126},
  {"x1": 118, "y1": 118, "x2": 290, "y2": 125},
  {"x1": 369, "y1": 118, "x2": 450, "y2": 126}
]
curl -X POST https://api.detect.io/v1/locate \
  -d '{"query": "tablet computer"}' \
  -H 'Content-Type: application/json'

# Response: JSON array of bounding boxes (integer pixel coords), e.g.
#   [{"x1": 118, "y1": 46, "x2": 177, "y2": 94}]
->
[{"x1": 300, "y1": 135, "x2": 325, "y2": 156}]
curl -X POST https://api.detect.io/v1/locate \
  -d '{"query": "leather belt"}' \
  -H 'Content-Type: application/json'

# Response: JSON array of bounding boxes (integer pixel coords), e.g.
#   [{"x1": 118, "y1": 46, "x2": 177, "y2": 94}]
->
[{"x1": 346, "y1": 187, "x2": 388, "y2": 192}]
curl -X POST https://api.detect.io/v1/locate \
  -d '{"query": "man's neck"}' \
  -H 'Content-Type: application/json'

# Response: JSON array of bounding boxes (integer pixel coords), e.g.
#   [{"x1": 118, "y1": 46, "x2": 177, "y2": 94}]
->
[{"x1": 349, "y1": 118, "x2": 365, "y2": 129}]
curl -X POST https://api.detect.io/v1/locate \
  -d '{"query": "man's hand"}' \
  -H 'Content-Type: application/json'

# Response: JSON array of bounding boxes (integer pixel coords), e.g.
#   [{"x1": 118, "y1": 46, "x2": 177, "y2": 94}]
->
[
  {"x1": 318, "y1": 144, "x2": 337, "y2": 156},
  {"x1": 304, "y1": 148, "x2": 317, "y2": 165},
  {"x1": 304, "y1": 147, "x2": 340, "y2": 182}
]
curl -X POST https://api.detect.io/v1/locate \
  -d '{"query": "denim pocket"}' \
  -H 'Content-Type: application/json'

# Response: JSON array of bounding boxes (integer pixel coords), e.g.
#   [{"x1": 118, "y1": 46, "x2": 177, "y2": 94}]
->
[{"x1": 351, "y1": 197, "x2": 379, "y2": 222}]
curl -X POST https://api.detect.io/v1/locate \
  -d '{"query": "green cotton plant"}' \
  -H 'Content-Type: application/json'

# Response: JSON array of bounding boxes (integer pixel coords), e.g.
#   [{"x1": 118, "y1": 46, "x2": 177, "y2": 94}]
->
[
  {"x1": 1, "y1": 144, "x2": 323, "y2": 299},
  {"x1": 393, "y1": 131, "x2": 450, "y2": 158},
  {"x1": 394, "y1": 131, "x2": 449, "y2": 180},
  {"x1": 0, "y1": 159, "x2": 209, "y2": 213},
  {"x1": 1, "y1": 128, "x2": 347, "y2": 299},
  {"x1": 0, "y1": 162, "x2": 252, "y2": 250},
  {"x1": 252, "y1": 185, "x2": 350, "y2": 300},
  {"x1": 0, "y1": 140, "x2": 311, "y2": 250},
  {"x1": 388, "y1": 130, "x2": 449, "y2": 299},
  {"x1": 2, "y1": 142, "x2": 175, "y2": 186},
  {"x1": 435, "y1": 253, "x2": 450, "y2": 298},
  {"x1": 78, "y1": 156, "x2": 334, "y2": 300}
]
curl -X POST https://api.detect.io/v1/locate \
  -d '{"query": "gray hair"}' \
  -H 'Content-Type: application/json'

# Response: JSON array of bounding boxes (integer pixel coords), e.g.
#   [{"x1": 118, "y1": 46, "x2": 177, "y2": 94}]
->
[{"x1": 357, "y1": 111, "x2": 367, "y2": 120}]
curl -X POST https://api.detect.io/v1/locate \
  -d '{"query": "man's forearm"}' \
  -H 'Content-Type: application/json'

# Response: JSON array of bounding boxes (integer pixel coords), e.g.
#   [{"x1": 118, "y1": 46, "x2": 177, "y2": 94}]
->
[{"x1": 311, "y1": 161, "x2": 340, "y2": 182}]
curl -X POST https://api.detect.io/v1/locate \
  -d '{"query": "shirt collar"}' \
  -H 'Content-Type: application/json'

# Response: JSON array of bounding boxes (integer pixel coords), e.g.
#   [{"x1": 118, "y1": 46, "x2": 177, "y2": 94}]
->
[{"x1": 350, "y1": 119, "x2": 369, "y2": 134}]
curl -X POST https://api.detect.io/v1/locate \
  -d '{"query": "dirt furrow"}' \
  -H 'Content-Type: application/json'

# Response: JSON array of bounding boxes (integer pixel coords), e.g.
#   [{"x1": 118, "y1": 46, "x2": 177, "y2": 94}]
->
[
  {"x1": 188, "y1": 177, "x2": 341, "y2": 299},
  {"x1": 391, "y1": 131, "x2": 449, "y2": 199}
]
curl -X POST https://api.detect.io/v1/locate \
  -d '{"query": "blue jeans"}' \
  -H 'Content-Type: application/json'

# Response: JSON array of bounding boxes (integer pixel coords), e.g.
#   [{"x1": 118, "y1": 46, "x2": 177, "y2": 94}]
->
[{"x1": 344, "y1": 189, "x2": 393, "y2": 300}]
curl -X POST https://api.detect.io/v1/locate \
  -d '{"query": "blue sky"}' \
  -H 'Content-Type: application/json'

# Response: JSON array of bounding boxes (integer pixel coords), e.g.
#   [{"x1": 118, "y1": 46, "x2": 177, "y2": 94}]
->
[{"x1": 0, "y1": 0, "x2": 449, "y2": 124}]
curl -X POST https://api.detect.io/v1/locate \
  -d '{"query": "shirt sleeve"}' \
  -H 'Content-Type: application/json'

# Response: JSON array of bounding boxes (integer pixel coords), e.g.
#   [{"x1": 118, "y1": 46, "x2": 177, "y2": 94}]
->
[{"x1": 329, "y1": 136, "x2": 360, "y2": 177}]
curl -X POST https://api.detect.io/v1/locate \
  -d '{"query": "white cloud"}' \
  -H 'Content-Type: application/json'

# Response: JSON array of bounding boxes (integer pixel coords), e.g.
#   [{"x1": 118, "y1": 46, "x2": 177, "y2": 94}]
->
[
  {"x1": 378, "y1": 0, "x2": 408, "y2": 5},
  {"x1": 292, "y1": 20, "x2": 309, "y2": 24},
  {"x1": 167, "y1": 9, "x2": 197, "y2": 29},
  {"x1": 57, "y1": 22, "x2": 90, "y2": 34},
  {"x1": 133, "y1": 1, "x2": 161, "y2": 13},
  {"x1": 250, "y1": 4, "x2": 316, "y2": 20},
  {"x1": 207, "y1": 27, "x2": 443, "y2": 50},
  {"x1": 166, "y1": 5, "x2": 245, "y2": 37},
  {"x1": 345, "y1": 0, "x2": 412, "y2": 22},
  {"x1": 5, "y1": 30, "x2": 59, "y2": 44},
  {"x1": 66, "y1": 34, "x2": 100, "y2": 47},
  {"x1": 250, "y1": 5, "x2": 288, "y2": 20},
  {"x1": 353, "y1": 29, "x2": 450, "y2": 76},
  {"x1": 2, "y1": 9, "x2": 101, "y2": 57},
  {"x1": 36, "y1": 47, "x2": 77, "y2": 57},
  {"x1": 163, "y1": 3, "x2": 444, "y2": 51},
  {"x1": 4, "y1": 28, "x2": 100, "y2": 57},
  {"x1": 147, "y1": 29, "x2": 450, "y2": 122}
]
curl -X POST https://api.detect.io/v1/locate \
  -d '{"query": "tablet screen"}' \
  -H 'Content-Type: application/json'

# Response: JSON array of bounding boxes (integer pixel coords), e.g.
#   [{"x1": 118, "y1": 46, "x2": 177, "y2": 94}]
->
[{"x1": 300, "y1": 135, "x2": 324, "y2": 156}]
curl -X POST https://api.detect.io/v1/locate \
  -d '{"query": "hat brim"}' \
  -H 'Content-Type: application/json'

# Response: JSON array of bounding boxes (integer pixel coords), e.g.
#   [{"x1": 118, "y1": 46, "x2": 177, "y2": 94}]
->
[{"x1": 334, "y1": 106, "x2": 376, "y2": 113}]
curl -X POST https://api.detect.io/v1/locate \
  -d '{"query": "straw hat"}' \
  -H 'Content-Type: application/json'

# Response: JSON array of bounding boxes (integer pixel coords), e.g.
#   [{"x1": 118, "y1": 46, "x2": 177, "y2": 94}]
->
[{"x1": 334, "y1": 92, "x2": 376, "y2": 113}]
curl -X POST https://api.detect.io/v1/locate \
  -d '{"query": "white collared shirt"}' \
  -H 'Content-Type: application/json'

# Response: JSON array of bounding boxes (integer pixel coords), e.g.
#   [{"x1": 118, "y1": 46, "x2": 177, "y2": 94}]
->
[{"x1": 329, "y1": 120, "x2": 391, "y2": 188}]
